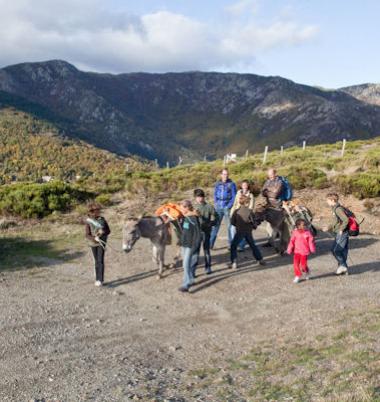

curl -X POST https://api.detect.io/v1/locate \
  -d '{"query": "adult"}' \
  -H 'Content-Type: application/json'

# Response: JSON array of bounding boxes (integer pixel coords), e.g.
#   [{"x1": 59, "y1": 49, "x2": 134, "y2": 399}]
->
[
  {"x1": 193, "y1": 189, "x2": 218, "y2": 274},
  {"x1": 210, "y1": 168, "x2": 237, "y2": 249},
  {"x1": 325, "y1": 193, "x2": 350, "y2": 275},
  {"x1": 261, "y1": 168, "x2": 284, "y2": 209},
  {"x1": 261, "y1": 168, "x2": 285, "y2": 247}
]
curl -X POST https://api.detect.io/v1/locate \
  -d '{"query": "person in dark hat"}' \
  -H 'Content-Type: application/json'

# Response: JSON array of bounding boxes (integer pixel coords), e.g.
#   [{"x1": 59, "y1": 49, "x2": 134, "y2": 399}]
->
[
  {"x1": 85, "y1": 202, "x2": 111, "y2": 287},
  {"x1": 193, "y1": 188, "x2": 218, "y2": 275}
]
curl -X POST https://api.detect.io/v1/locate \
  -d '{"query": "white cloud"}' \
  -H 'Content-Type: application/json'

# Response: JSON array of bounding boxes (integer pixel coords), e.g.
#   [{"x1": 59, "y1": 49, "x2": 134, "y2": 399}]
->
[
  {"x1": 0, "y1": 0, "x2": 318, "y2": 73},
  {"x1": 225, "y1": 0, "x2": 259, "y2": 16}
]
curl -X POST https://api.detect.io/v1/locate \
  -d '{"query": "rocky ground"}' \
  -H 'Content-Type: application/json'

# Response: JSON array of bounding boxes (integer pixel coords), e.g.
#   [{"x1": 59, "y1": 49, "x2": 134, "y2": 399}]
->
[{"x1": 0, "y1": 193, "x2": 380, "y2": 401}]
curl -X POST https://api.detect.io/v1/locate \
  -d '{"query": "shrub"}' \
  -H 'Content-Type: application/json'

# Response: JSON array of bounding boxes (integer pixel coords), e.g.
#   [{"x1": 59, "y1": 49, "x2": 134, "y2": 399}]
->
[
  {"x1": 0, "y1": 181, "x2": 92, "y2": 218},
  {"x1": 95, "y1": 193, "x2": 113, "y2": 207}
]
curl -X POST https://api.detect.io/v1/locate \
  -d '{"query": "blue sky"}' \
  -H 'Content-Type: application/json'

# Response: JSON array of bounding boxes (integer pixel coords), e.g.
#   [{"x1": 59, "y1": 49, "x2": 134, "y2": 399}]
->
[{"x1": 0, "y1": 0, "x2": 379, "y2": 88}]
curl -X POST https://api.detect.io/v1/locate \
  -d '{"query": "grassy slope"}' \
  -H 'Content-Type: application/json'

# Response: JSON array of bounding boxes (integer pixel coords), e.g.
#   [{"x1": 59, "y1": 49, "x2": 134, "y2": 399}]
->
[{"x1": 127, "y1": 138, "x2": 380, "y2": 199}]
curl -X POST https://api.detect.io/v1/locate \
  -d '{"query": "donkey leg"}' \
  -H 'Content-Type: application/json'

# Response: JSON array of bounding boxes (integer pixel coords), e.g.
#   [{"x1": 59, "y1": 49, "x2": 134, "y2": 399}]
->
[{"x1": 156, "y1": 245, "x2": 165, "y2": 280}]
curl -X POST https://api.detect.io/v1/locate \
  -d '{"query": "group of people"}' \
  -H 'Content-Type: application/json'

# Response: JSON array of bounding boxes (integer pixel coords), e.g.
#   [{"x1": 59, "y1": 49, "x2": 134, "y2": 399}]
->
[{"x1": 85, "y1": 167, "x2": 353, "y2": 291}]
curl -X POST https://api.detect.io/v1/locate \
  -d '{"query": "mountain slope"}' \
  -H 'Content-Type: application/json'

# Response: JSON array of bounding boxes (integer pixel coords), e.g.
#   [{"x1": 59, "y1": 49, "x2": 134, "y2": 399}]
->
[
  {"x1": 1, "y1": 60, "x2": 380, "y2": 163},
  {"x1": 0, "y1": 97, "x2": 144, "y2": 185},
  {"x1": 340, "y1": 83, "x2": 380, "y2": 106}
]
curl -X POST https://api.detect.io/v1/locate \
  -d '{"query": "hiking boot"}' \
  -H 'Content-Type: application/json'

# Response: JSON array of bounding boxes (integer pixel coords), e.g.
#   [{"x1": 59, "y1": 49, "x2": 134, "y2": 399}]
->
[
  {"x1": 262, "y1": 242, "x2": 272, "y2": 248},
  {"x1": 95, "y1": 280, "x2": 103, "y2": 287},
  {"x1": 305, "y1": 274, "x2": 311, "y2": 280},
  {"x1": 293, "y1": 276, "x2": 301, "y2": 284},
  {"x1": 238, "y1": 248, "x2": 245, "y2": 252},
  {"x1": 232, "y1": 262, "x2": 238, "y2": 270},
  {"x1": 205, "y1": 268, "x2": 213, "y2": 275},
  {"x1": 258, "y1": 259, "x2": 266, "y2": 266},
  {"x1": 178, "y1": 286, "x2": 189, "y2": 293},
  {"x1": 336, "y1": 266, "x2": 348, "y2": 275}
]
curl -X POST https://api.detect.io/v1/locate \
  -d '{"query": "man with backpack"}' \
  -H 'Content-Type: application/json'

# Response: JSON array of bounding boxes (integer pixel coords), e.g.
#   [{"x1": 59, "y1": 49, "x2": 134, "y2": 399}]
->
[
  {"x1": 325, "y1": 192, "x2": 358, "y2": 275},
  {"x1": 262, "y1": 168, "x2": 292, "y2": 247},
  {"x1": 210, "y1": 168, "x2": 237, "y2": 249}
]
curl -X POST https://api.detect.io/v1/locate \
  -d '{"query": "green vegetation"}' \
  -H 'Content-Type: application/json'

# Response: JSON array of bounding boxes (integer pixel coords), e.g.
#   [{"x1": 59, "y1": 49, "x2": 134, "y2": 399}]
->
[
  {"x1": 126, "y1": 138, "x2": 380, "y2": 199},
  {"x1": 0, "y1": 181, "x2": 91, "y2": 218},
  {"x1": 185, "y1": 308, "x2": 380, "y2": 401}
]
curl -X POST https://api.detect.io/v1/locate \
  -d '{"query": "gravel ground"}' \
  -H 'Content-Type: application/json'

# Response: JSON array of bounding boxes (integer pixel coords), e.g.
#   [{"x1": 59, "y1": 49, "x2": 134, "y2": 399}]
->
[{"x1": 1, "y1": 218, "x2": 379, "y2": 401}]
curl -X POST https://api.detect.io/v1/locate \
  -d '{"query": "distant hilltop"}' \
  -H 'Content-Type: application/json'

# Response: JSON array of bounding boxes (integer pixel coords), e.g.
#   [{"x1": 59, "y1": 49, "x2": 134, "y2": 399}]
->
[{"x1": 1, "y1": 59, "x2": 380, "y2": 163}]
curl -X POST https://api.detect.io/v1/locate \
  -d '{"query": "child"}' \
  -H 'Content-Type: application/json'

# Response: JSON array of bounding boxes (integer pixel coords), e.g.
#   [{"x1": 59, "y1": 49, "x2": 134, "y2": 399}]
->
[
  {"x1": 85, "y1": 203, "x2": 111, "y2": 287},
  {"x1": 193, "y1": 189, "x2": 218, "y2": 274},
  {"x1": 287, "y1": 218, "x2": 316, "y2": 283},
  {"x1": 325, "y1": 193, "x2": 350, "y2": 275},
  {"x1": 178, "y1": 200, "x2": 202, "y2": 292},
  {"x1": 230, "y1": 194, "x2": 265, "y2": 269}
]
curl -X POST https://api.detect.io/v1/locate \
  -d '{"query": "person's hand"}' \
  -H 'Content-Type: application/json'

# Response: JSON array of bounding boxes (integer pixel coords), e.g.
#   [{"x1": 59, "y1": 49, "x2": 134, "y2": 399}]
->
[
  {"x1": 94, "y1": 236, "x2": 100, "y2": 242},
  {"x1": 322, "y1": 226, "x2": 329, "y2": 232},
  {"x1": 339, "y1": 231, "x2": 343, "y2": 235}
]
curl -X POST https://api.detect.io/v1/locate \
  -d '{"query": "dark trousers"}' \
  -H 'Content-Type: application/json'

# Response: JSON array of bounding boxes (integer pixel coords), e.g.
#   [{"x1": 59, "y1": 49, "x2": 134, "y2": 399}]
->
[
  {"x1": 193, "y1": 231, "x2": 212, "y2": 273},
  {"x1": 231, "y1": 232, "x2": 262, "y2": 263},
  {"x1": 91, "y1": 246, "x2": 105, "y2": 282},
  {"x1": 331, "y1": 232, "x2": 349, "y2": 268}
]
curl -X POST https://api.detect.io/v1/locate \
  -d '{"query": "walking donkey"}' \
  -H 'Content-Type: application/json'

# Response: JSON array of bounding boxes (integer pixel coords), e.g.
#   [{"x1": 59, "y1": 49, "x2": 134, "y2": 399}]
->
[{"x1": 122, "y1": 216, "x2": 180, "y2": 279}]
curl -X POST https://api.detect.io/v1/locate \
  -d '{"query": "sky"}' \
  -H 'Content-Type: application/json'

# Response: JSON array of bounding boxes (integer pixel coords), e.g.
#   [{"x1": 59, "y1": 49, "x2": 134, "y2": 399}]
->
[{"x1": 0, "y1": 0, "x2": 379, "y2": 88}]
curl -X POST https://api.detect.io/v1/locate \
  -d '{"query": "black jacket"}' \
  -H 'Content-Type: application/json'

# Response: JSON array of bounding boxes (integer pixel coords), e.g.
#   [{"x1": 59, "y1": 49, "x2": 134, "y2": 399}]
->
[{"x1": 180, "y1": 215, "x2": 201, "y2": 250}]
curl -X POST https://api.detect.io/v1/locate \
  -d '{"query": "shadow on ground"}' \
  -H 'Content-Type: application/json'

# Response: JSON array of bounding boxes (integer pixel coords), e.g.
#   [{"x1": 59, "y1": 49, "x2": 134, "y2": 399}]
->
[{"x1": 0, "y1": 236, "x2": 84, "y2": 272}]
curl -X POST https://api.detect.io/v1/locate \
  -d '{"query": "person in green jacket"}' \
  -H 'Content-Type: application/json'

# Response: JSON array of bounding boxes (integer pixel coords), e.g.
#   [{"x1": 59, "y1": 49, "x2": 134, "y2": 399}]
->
[
  {"x1": 326, "y1": 193, "x2": 350, "y2": 275},
  {"x1": 193, "y1": 189, "x2": 218, "y2": 274}
]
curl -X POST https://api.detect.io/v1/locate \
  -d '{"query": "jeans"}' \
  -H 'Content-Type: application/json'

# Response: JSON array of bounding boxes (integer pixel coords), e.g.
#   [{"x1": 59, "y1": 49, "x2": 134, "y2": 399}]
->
[
  {"x1": 230, "y1": 232, "x2": 263, "y2": 263},
  {"x1": 193, "y1": 232, "x2": 212, "y2": 273},
  {"x1": 331, "y1": 231, "x2": 349, "y2": 268},
  {"x1": 182, "y1": 247, "x2": 198, "y2": 289},
  {"x1": 91, "y1": 246, "x2": 105, "y2": 282},
  {"x1": 230, "y1": 225, "x2": 246, "y2": 250},
  {"x1": 210, "y1": 207, "x2": 233, "y2": 248}
]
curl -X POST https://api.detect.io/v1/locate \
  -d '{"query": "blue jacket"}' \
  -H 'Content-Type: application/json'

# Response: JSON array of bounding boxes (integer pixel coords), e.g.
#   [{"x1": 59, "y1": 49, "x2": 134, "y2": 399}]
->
[{"x1": 214, "y1": 179, "x2": 237, "y2": 209}]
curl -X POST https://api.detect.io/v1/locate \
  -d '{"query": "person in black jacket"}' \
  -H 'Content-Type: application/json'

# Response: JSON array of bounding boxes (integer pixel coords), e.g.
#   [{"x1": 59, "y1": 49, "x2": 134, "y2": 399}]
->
[
  {"x1": 230, "y1": 195, "x2": 265, "y2": 269},
  {"x1": 85, "y1": 203, "x2": 111, "y2": 287},
  {"x1": 178, "y1": 200, "x2": 202, "y2": 293}
]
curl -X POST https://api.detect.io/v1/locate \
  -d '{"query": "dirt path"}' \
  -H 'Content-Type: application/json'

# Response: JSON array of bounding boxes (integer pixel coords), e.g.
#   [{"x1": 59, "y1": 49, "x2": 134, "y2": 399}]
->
[{"x1": 0, "y1": 217, "x2": 380, "y2": 401}]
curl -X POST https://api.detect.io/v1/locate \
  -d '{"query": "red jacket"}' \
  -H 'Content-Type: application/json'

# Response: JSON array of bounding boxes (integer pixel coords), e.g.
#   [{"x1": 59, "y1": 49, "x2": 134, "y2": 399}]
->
[{"x1": 287, "y1": 229, "x2": 316, "y2": 256}]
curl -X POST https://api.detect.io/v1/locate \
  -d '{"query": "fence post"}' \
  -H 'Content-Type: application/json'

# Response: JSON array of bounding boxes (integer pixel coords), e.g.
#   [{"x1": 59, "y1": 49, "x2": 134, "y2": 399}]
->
[
  {"x1": 154, "y1": 159, "x2": 159, "y2": 169},
  {"x1": 341, "y1": 139, "x2": 346, "y2": 157},
  {"x1": 166, "y1": 161, "x2": 170, "y2": 169},
  {"x1": 204, "y1": 155, "x2": 207, "y2": 161},
  {"x1": 280, "y1": 146, "x2": 284, "y2": 156},
  {"x1": 245, "y1": 149, "x2": 249, "y2": 159},
  {"x1": 178, "y1": 156, "x2": 183, "y2": 166},
  {"x1": 302, "y1": 141, "x2": 306, "y2": 151},
  {"x1": 263, "y1": 146, "x2": 268, "y2": 164},
  {"x1": 223, "y1": 155, "x2": 226, "y2": 167}
]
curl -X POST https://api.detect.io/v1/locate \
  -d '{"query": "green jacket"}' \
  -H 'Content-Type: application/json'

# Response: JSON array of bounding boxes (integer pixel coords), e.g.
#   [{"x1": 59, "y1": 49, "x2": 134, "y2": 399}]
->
[
  {"x1": 330, "y1": 204, "x2": 349, "y2": 233},
  {"x1": 194, "y1": 202, "x2": 217, "y2": 233}
]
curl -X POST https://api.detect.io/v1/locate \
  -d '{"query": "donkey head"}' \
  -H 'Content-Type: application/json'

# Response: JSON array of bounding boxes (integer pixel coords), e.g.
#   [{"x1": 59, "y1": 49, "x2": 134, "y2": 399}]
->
[{"x1": 122, "y1": 218, "x2": 141, "y2": 253}]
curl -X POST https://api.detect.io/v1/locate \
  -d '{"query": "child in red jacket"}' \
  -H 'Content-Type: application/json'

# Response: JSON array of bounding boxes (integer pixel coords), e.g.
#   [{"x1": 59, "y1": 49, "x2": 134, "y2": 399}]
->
[{"x1": 287, "y1": 219, "x2": 316, "y2": 283}]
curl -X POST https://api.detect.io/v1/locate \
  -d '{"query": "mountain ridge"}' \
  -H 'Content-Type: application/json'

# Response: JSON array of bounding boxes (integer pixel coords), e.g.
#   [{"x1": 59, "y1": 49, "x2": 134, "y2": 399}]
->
[{"x1": 1, "y1": 60, "x2": 380, "y2": 163}]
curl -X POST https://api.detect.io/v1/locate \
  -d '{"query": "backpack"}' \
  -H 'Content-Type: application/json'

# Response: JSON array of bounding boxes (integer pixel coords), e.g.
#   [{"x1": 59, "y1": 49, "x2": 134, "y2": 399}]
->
[
  {"x1": 279, "y1": 176, "x2": 293, "y2": 201},
  {"x1": 335, "y1": 206, "x2": 360, "y2": 236}
]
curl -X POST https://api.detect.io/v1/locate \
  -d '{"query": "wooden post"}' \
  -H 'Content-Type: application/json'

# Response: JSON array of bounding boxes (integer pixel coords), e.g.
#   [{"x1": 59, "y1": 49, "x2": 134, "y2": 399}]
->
[
  {"x1": 204, "y1": 155, "x2": 207, "y2": 161},
  {"x1": 178, "y1": 156, "x2": 183, "y2": 165},
  {"x1": 280, "y1": 146, "x2": 284, "y2": 156},
  {"x1": 302, "y1": 141, "x2": 306, "y2": 151},
  {"x1": 223, "y1": 155, "x2": 226, "y2": 167},
  {"x1": 263, "y1": 146, "x2": 268, "y2": 164},
  {"x1": 166, "y1": 161, "x2": 170, "y2": 169},
  {"x1": 245, "y1": 149, "x2": 249, "y2": 159},
  {"x1": 341, "y1": 139, "x2": 346, "y2": 157}
]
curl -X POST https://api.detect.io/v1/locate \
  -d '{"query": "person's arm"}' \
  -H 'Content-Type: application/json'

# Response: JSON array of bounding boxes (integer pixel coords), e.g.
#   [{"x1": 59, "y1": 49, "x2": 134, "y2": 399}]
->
[
  {"x1": 308, "y1": 232, "x2": 316, "y2": 253},
  {"x1": 227, "y1": 182, "x2": 237, "y2": 209},
  {"x1": 85, "y1": 224, "x2": 95, "y2": 242},
  {"x1": 287, "y1": 233, "x2": 295, "y2": 254},
  {"x1": 335, "y1": 207, "x2": 349, "y2": 233},
  {"x1": 102, "y1": 219, "x2": 111, "y2": 236},
  {"x1": 210, "y1": 205, "x2": 218, "y2": 226},
  {"x1": 249, "y1": 194, "x2": 255, "y2": 211},
  {"x1": 214, "y1": 183, "x2": 220, "y2": 206},
  {"x1": 230, "y1": 192, "x2": 239, "y2": 217}
]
